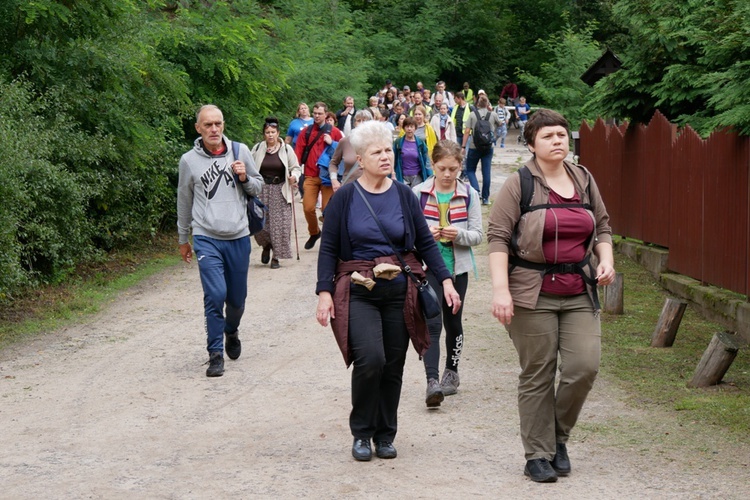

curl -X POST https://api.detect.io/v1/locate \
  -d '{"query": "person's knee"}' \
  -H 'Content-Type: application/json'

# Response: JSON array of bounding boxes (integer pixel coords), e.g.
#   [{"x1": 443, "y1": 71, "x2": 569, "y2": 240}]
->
[
  {"x1": 560, "y1": 359, "x2": 600, "y2": 386},
  {"x1": 354, "y1": 353, "x2": 385, "y2": 378}
]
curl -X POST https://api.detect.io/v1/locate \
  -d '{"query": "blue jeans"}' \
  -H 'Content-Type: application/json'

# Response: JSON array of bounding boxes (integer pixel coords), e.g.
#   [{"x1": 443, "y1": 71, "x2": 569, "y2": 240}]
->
[
  {"x1": 193, "y1": 235, "x2": 250, "y2": 353},
  {"x1": 466, "y1": 147, "x2": 493, "y2": 202}
]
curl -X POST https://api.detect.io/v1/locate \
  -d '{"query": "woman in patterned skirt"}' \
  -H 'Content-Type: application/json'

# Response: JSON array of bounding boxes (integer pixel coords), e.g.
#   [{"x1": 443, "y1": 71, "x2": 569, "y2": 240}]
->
[{"x1": 250, "y1": 117, "x2": 302, "y2": 268}]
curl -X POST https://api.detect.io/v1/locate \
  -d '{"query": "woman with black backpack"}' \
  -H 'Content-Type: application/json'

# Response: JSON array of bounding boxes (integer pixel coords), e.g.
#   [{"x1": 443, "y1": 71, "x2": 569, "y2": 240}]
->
[{"x1": 461, "y1": 93, "x2": 504, "y2": 205}]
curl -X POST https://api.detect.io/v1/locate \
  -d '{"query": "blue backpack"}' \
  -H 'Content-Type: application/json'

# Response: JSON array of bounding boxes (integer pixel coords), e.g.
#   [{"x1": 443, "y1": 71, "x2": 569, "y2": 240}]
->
[{"x1": 232, "y1": 141, "x2": 268, "y2": 236}]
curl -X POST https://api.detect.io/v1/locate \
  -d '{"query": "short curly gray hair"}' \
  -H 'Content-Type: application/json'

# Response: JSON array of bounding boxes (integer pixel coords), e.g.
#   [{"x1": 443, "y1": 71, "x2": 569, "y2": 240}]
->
[{"x1": 348, "y1": 121, "x2": 393, "y2": 156}]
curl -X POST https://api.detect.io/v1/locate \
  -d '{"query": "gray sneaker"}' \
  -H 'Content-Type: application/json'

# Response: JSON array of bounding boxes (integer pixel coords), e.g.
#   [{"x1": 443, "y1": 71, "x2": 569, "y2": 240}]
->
[
  {"x1": 440, "y1": 369, "x2": 460, "y2": 396},
  {"x1": 425, "y1": 378, "x2": 444, "y2": 408}
]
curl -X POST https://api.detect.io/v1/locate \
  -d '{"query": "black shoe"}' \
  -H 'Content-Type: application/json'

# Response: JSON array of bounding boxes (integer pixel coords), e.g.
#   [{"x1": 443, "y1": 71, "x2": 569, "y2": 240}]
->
[
  {"x1": 206, "y1": 352, "x2": 224, "y2": 377},
  {"x1": 304, "y1": 233, "x2": 321, "y2": 250},
  {"x1": 551, "y1": 443, "x2": 571, "y2": 476},
  {"x1": 374, "y1": 441, "x2": 397, "y2": 459},
  {"x1": 225, "y1": 331, "x2": 241, "y2": 360},
  {"x1": 261, "y1": 245, "x2": 271, "y2": 264},
  {"x1": 352, "y1": 438, "x2": 372, "y2": 461},
  {"x1": 524, "y1": 458, "x2": 558, "y2": 483},
  {"x1": 270, "y1": 257, "x2": 280, "y2": 269}
]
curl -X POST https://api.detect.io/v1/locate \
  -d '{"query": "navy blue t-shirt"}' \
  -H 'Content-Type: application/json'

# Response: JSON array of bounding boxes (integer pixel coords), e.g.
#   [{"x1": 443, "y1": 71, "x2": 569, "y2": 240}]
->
[{"x1": 348, "y1": 183, "x2": 405, "y2": 261}]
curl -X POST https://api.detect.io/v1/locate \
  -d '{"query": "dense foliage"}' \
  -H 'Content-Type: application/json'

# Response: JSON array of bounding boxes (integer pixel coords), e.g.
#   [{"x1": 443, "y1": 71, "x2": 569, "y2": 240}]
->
[
  {"x1": 1, "y1": 0, "x2": 747, "y2": 298},
  {"x1": 586, "y1": 0, "x2": 750, "y2": 135}
]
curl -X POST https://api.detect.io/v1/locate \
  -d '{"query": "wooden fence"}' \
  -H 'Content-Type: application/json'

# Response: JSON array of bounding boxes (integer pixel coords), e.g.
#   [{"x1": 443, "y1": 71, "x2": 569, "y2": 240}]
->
[{"x1": 579, "y1": 111, "x2": 750, "y2": 297}]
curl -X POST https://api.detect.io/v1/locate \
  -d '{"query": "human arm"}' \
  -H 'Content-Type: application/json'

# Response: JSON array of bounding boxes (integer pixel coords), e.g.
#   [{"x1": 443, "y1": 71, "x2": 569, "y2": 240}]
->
[
  {"x1": 316, "y1": 185, "x2": 347, "y2": 295},
  {"x1": 316, "y1": 291, "x2": 335, "y2": 326},
  {"x1": 285, "y1": 144, "x2": 302, "y2": 184},
  {"x1": 329, "y1": 137, "x2": 345, "y2": 191},
  {"x1": 486, "y1": 174, "x2": 524, "y2": 324},
  {"x1": 176, "y1": 156, "x2": 194, "y2": 248},
  {"x1": 462, "y1": 112, "x2": 476, "y2": 148},
  {"x1": 236, "y1": 143, "x2": 264, "y2": 196},
  {"x1": 594, "y1": 242, "x2": 615, "y2": 286},
  {"x1": 418, "y1": 138, "x2": 432, "y2": 177},
  {"x1": 585, "y1": 170, "x2": 615, "y2": 284},
  {"x1": 489, "y1": 251, "x2": 513, "y2": 324},
  {"x1": 447, "y1": 187, "x2": 483, "y2": 247}
]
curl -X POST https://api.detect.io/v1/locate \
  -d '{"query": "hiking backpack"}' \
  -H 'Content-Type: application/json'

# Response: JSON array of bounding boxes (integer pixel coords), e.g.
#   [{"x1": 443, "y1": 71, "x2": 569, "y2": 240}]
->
[
  {"x1": 509, "y1": 165, "x2": 600, "y2": 309},
  {"x1": 472, "y1": 110, "x2": 494, "y2": 152}
]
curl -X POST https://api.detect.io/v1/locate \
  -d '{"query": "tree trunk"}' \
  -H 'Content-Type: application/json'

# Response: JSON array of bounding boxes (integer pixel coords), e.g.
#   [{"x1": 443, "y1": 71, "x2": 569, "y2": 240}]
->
[
  {"x1": 651, "y1": 298, "x2": 687, "y2": 347},
  {"x1": 688, "y1": 331, "x2": 741, "y2": 387}
]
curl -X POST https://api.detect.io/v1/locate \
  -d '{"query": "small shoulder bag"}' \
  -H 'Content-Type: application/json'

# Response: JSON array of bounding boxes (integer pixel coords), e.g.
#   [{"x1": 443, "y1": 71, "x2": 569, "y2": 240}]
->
[{"x1": 232, "y1": 141, "x2": 267, "y2": 236}]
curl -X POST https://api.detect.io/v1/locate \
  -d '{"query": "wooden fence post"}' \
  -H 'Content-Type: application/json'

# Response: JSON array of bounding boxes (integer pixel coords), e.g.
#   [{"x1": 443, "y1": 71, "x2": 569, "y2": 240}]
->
[
  {"x1": 688, "y1": 331, "x2": 741, "y2": 388},
  {"x1": 601, "y1": 272, "x2": 624, "y2": 315},
  {"x1": 651, "y1": 298, "x2": 688, "y2": 347}
]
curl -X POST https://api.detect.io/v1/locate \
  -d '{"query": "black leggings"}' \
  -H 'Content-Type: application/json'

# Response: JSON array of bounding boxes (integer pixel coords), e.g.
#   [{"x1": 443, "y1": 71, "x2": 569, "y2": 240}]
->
[{"x1": 423, "y1": 271, "x2": 469, "y2": 381}]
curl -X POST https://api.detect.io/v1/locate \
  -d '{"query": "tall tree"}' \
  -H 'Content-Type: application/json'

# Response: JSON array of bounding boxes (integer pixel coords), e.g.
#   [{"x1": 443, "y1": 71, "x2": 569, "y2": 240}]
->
[
  {"x1": 517, "y1": 19, "x2": 601, "y2": 125},
  {"x1": 586, "y1": 0, "x2": 750, "y2": 135}
]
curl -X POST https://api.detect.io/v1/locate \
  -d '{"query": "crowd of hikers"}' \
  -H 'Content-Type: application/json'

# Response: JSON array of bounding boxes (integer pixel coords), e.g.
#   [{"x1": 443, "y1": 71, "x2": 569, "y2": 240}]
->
[{"x1": 177, "y1": 78, "x2": 615, "y2": 484}]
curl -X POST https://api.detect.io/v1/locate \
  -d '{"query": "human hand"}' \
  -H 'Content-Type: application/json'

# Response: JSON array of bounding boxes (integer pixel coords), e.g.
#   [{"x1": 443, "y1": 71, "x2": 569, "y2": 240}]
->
[
  {"x1": 440, "y1": 225, "x2": 458, "y2": 242},
  {"x1": 288, "y1": 175, "x2": 297, "y2": 185},
  {"x1": 231, "y1": 160, "x2": 247, "y2": 182},
  {"x1": 323, "y1": 134, "x2": 332, "y2": 145},
  {"x1": 316, "y1": 292, "x2": 335, "y2": 327},
  {"x1": 596, "y1": 262, "x2": 616, "y2": 286},
  {"x1": 332, "y1": 179, "x2": 341, "y2": 192},
  {"x1": 429, "y1": 225, "x2": 442, "y2": 241},
  {"x1": 491, "y1": 289, "x2": 514, "y2": 325},
  {"x1": 443, "y1": 280, "x2": 462, "y2": 314},
  {"x1": 179, "y1": 243, "x2": 193, "y2": 264}
]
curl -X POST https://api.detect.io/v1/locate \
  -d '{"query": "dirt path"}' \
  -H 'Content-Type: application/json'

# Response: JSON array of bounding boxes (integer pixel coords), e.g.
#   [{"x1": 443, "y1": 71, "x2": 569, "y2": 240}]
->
[{"x1": 1, "y1": 138, "x2": 748, "y2": 498}]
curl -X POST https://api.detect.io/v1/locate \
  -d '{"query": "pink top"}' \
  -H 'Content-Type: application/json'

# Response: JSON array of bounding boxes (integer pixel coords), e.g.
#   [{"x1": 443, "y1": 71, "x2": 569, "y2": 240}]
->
[{"x1": 540, "y1": 190, "x2": 594, "y2": 295}]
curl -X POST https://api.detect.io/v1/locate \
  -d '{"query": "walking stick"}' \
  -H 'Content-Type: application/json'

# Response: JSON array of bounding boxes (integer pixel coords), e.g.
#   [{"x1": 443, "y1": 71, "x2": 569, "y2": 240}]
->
[{"x1": 290, "y1": 181, "x2": 300, "y2": 260}]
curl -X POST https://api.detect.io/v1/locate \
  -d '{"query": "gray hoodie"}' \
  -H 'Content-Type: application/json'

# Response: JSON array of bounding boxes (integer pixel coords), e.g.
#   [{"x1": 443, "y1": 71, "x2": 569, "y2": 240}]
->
[{"x1": 177, "y1": 135, "x2": 264, "y2": 245}]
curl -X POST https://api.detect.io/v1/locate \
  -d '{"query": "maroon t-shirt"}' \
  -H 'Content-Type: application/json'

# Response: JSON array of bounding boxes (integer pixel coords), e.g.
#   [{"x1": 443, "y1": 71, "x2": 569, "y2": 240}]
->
[{"x1": 540, "y1": 190, "x2": 594, "y2": 295}]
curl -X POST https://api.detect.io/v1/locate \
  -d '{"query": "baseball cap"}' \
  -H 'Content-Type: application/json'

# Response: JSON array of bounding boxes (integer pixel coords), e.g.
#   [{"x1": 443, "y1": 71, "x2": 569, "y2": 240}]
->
[
  {"x1": 478, "y1": 89, "x2": 486, "y2": 95},
  {"x1": 403, "y1": 85, "x2": 410, "y2": 90}
]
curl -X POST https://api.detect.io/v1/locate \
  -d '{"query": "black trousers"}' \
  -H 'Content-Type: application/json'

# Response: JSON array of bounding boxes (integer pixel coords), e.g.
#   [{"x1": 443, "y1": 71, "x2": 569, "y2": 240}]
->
[
  {"x1": 348, "y1": 281, "x2": 409, "y2": 442},
  {"x1": 423, "y1": 270, "x2": 469, "y2": 380}
]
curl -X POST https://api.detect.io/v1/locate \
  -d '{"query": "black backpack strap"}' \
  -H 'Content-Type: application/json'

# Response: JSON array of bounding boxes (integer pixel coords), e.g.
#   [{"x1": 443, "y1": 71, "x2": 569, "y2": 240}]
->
[
  {"x1": 300, "y1": 125, "x2": 324, "y2": 165},
  {"x1": 518, "y1": 165, "x2": 534, "y2": 214},
  {"x1": 508, "y1": 254, "x2": 601, "y2": 310}
]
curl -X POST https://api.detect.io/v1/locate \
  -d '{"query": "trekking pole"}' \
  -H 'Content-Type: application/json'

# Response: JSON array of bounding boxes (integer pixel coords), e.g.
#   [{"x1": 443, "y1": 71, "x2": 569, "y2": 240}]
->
[{"x1": 290, "y1": 182, "x2": 300, "y2": 260}]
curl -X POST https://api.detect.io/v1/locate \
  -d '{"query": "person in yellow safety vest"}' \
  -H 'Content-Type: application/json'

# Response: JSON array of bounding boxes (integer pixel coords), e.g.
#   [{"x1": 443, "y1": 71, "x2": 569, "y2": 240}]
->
[
  {"x1": 451, "y1": 92, "x2": 473, "y2": 146},
  {"x1": 462, "y1": 82, "x2": 474, "y2": 104}
]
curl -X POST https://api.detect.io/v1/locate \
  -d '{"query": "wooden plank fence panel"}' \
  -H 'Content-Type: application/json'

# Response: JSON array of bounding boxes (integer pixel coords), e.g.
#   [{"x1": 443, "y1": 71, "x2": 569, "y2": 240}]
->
[
  {"x1": 641, "y1": 113, "x2": 674, "y2": 247},
  {"x1": 579, "y1": 110, "x2": 749, "y2": 298},
  {"x1": 669, "y1": 127, "x2": 704, "y2": 279},
  {"x1": 621, "y1": 124, "x2": 647, "y2": 240},
  {"x1": 580, "y1": 119, "x2": 623, "y2": 235},
  {"x1": 703, "y1": 131, "x2": 749, "y2": 294}
]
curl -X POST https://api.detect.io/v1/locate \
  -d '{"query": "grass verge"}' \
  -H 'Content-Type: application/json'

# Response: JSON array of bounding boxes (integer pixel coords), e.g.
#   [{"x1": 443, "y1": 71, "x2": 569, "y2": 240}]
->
[
  {"x1": 0, "y1": 233, "x2": 180, "y2": 349},
  {"x1": 600, "y1": 252, "x2": 750, "y2": 442}
]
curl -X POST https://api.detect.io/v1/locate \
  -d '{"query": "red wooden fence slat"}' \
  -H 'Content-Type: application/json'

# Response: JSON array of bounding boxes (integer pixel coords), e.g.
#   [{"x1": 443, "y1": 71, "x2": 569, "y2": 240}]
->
[
  {"x1": 703, "y1": 131, "x2": 749, "y2": 294},
  {"x1": 669, "y1": 126, "x2": 704, "y2": 280}
]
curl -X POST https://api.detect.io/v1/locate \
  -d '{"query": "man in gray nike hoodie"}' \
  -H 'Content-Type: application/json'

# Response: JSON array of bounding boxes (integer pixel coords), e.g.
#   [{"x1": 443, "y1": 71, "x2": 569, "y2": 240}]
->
[{"x1": 177, "y1": 104, "x2": 264, "y2": 377}]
